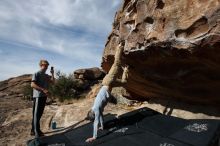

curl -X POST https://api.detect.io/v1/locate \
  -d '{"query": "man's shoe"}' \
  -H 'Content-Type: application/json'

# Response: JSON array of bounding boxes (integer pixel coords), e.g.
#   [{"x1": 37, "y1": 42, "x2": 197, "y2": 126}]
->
[
  {"x1": 39, "y1": 131, "x2": 44, "y2": 137},
  {"x1": 30, "y1": 131, "x2": 44, "y2": 137},
  {"x1": 30, "y1": 131, "x2": 35, "y2": 136}
]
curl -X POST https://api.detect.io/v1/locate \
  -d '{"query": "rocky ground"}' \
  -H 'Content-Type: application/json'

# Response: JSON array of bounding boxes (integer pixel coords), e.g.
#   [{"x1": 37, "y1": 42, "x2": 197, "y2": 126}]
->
[
  {"x1": 0, "y1": 95, "x2": 132, "y2": 146},
  {"x1": 1, "y1": 94, "x2": 220, "y2": 146},
  {"x1": 0, "y1": 95, "x2": 33, "y2": 146}
]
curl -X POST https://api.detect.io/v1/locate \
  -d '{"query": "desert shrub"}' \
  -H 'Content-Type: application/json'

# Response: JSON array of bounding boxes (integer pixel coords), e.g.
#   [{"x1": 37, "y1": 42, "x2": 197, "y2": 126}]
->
[
  {"x1": 49, "y1": 71, "x2": 81, "y2": 102},
  {"x1": 22, "y1": 84, "x2": 32, "y2": 100}
]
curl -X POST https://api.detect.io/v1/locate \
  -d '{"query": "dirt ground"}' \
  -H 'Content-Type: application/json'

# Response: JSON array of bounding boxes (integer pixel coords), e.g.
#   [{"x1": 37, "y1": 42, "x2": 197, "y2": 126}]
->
[{"x1": 0, "y1": 96, "x2": 132, "y2": 146}]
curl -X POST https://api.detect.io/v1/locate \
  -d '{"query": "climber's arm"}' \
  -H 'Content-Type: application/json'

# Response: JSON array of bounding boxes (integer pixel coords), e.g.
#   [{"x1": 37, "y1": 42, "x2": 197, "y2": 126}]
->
[
  {"x1": 102, "y1": 44, "x2": 124, "y2": 86},
  {"x1": 106, "y1": 45, "x2": 123, "y2": 75}
]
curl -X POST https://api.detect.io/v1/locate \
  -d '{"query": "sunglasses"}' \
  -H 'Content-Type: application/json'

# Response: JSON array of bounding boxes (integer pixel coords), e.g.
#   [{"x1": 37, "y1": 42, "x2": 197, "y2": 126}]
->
[{"x1": 41, "y1": 64, "x2": 49, "y2": 67}]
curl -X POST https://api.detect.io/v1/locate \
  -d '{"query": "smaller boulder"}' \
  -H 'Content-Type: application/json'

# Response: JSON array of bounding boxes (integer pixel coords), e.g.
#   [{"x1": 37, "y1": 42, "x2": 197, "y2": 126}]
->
[{"x1": 74, "y1": 67, "x2": 105, "y2": 80}]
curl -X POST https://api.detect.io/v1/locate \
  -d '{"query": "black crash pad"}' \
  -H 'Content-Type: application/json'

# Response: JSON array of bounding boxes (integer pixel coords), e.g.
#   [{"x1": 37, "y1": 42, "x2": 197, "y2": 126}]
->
[{"x1": 27, "y1": 107, "x2": 220, "y2": 146}]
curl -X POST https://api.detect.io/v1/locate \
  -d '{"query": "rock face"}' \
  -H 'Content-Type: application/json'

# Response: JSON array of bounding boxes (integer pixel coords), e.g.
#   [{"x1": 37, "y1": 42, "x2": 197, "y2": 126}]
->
[{"x1": 102, "y1": 0, "x2": 220, "y2": 105}]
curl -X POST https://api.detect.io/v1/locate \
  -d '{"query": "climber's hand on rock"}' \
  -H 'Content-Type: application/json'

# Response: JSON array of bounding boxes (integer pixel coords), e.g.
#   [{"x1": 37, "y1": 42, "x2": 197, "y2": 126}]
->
[
  {"x1": 119, "y1": 43, "x2": 123, "y2": 49},
  {"x1": 119, "y1": 40, "x2": 125, "y2": 48}
]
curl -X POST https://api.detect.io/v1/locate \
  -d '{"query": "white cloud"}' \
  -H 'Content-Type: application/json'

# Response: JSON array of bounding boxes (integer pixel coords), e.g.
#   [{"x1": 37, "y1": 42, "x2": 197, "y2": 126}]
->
[
  {"x1": 0, "y1": 0, "x2": 122, "y2": 37},
  {"x1": 0, "y1": 0, "x2": 122, "y2": 54},
  {"x1": 0, "y1": 0, "x2": 123, "y2": 80}
]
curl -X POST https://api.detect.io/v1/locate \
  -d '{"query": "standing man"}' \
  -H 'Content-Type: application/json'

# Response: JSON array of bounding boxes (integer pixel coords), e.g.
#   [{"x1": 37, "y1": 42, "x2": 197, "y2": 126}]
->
[{"x1": 30, "y1": 60, "x2": 55, "y2": 137}]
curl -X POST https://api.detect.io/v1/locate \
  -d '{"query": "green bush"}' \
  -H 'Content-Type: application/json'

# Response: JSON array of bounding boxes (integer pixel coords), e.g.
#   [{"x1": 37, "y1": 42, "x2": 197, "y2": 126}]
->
[
  {"x1": 49, "y1": 71, "x2": 80, "y2": 102},
  {"x1": 22, "y1": 84, "x2": 33, "y2": 100}
]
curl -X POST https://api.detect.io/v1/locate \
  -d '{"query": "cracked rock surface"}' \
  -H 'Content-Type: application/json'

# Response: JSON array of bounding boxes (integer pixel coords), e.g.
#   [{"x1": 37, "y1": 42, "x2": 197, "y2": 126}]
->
[{"x1": 102, "y1": 0, "x2": 220, "y2": 105}]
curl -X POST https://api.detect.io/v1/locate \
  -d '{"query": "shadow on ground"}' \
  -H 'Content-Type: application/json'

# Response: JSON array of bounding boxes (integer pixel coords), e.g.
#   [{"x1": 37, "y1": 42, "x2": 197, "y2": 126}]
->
[{"x1": 27, "y1": 107, "x2": 220, "y2": 146}]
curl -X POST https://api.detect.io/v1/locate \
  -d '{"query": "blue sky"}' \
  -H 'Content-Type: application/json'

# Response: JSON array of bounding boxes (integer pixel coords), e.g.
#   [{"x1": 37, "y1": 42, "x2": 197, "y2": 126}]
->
[{"x1": 0, "y1": 0, "x2": 122, "y2": 81}]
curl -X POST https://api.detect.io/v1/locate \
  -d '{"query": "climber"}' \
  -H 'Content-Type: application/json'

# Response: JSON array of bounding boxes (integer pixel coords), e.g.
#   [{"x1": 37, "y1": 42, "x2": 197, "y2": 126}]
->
[{"x1": 85, "y1": 41, "x2": 129, "y2": 143}]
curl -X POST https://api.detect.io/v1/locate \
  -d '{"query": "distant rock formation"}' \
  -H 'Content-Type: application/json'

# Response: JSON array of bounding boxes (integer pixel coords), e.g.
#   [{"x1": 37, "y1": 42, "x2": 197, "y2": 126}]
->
[
  {"x1": 0, "y1": 74, "x2": 31, "y2": 97},
  {"x1": 73, "y1": 67, "x2": 105, "y2": 93},
  {"x1": 74, "y1": 67, "x2": 105, "y2": 80},
  {"x1": 102, "y1": 0, "x2": 220, "y2": 105}
]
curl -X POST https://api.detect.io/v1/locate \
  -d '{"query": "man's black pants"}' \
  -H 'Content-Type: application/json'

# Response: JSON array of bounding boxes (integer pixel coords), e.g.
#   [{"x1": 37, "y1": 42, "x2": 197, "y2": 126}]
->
[{"x1": 31, "y1": 97, "x2": 47, "y2": 137}]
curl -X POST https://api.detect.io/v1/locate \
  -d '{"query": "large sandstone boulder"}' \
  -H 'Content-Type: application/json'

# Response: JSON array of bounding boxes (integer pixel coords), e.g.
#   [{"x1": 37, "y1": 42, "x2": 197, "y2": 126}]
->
[{"x1": 102, "y1": 0, "x2": 220, "y2": 105}]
